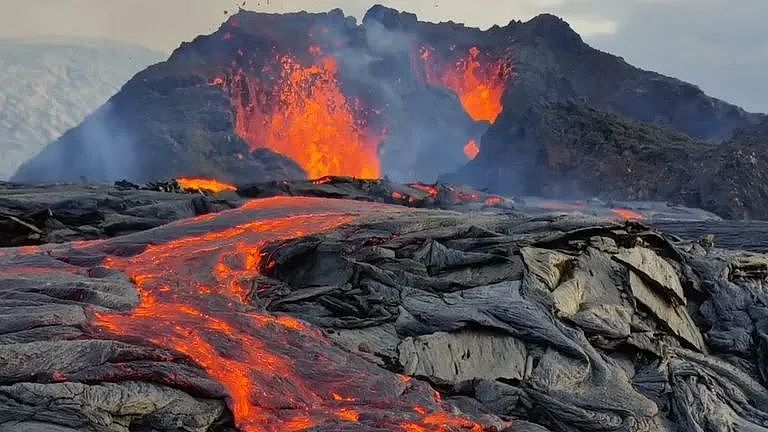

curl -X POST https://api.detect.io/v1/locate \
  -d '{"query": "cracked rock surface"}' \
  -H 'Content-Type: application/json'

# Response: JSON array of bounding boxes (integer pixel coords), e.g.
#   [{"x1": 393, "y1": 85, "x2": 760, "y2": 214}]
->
[{"x1": 1, "y1": 193, "x2": 768, "y2": 431}]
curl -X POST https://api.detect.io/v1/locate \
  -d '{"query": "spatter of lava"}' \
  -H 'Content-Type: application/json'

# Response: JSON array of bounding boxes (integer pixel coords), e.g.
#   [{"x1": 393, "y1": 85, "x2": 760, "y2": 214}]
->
[
  {"x1": 464, "y1": 139, "x2": 480, "y2": 160},
  {"x1": 216, "y1": 48, "x2": 382, "y2": 180},
  {"x1": 91, "y1": 197, "x2": 488, "y2": 432},
  {"x1": 420, "y1": 46, "x2": 510, "y2": 124}
]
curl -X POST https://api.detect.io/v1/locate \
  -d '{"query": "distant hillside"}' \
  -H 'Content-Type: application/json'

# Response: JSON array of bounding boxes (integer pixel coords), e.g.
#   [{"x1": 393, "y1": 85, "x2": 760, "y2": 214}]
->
[
  {"x1": 0, "y1": 38, "x2": 163, "y2": 179},
  {"x1": 443, "y1": 102, "x2": 768, "y2": 219},
  {"x1": 444, "y1": 101, "x2": 709, "y2": 198},
  {"x1": 363, "y1": 6, "x2": 764, "y2": 142},
  {"x1": 696, "y1": 117, "x2": 768, "y2": 219}
]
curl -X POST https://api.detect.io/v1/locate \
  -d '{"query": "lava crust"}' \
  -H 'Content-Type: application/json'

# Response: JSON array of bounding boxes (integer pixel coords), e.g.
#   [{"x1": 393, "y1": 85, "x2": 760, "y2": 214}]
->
[{"x1": 2, "y1": 193, "x2": 768, "y2": 431}]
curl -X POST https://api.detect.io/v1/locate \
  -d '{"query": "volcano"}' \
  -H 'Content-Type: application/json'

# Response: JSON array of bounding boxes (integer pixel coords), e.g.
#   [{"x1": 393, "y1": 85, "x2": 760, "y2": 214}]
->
[{"x1": 11, "y1": 5, "x2": 767, "y2": 219}]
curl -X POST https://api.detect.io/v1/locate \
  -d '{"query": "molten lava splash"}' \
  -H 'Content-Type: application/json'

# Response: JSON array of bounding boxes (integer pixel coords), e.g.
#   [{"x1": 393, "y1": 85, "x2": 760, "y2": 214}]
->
[
  {"x1": 408, "y1": 183, "x2": 439, "y2": 200},
  {"x1": 311, "y1": 176, "x2": 335, "y2": 185},
  {"x1": 464, "y1": 140, "x2": 480, "y2": 160},
  {"x1": 610, "y1": 208, "x2": 645, "y2": 221},
  {"x1": 90, "y1": 197, "x2": 486, "y2": 432},
  {"x1": 224, "y1": 50, "x2": 382, "y2": 179},
  {"x1": 421, "y1": 46, "x2": 510, "y2": 123},
  {"x1": 177, "y1": 177, "x2": 237, "y2": 193}
]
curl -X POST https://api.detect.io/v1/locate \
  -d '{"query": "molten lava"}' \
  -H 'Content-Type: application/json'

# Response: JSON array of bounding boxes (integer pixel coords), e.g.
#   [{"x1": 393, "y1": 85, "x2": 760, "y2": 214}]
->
[
  {"x1": 90, "y1": 197, "x2": 486, "y2": 432},
  {"x1": 464, "y1": 140, "x2": 480, "y2": 160},
  {"x1": 408, "y1": 183, "x2": 439, "y2": 199},
  {"x1": 177, "y1": 177, "x2": 237, "y2": 193},
  {"x1": 421, "y1": 46, "x2": 510, "y2": 123},
  {"x1": 610, "y1": 208, "x2": 645, "y2": 221},
  {"x1": 223, "y1": 50, "x2": 382, "y2": 179}
]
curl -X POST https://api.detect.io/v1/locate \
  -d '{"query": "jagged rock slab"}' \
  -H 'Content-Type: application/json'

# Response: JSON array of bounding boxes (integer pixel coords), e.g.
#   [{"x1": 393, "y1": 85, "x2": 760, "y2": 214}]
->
[
  {"x1": 0, "y1": 182, "x2": 242, "y2": 247},
  {"x1": 263, "y1": 205, "x2": 768, "y2": 431},
  {"x1": 398, "y1": 330, "x2": 527, "y2": 384},
  {"x1": 615, "y1": 246, "x2": 686, "y2": 303},
  {"x1": 627, "y1": 271, "x2": 705, "y2": 351},
  {"x1": 238, "y1": 176, "x2": 514, "y2": 211}
]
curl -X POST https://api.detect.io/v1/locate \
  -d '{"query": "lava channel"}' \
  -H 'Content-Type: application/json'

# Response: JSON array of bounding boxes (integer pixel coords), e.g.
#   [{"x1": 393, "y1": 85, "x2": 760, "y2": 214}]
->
[{"x1": 90, "y1": 196, "x2": 488, "y2": 432}]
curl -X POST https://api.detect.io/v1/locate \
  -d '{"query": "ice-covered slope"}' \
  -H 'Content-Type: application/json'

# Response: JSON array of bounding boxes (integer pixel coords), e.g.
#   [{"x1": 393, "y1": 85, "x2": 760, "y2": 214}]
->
[{"x1": 0, "y1": 38, "x2": 163, "y2": 179}]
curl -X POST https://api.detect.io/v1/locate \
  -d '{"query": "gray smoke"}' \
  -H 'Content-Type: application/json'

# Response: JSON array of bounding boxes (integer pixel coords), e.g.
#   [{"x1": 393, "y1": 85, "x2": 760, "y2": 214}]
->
[{"x1": 13, "y1": 101, "x2": 139, "y2": 182}]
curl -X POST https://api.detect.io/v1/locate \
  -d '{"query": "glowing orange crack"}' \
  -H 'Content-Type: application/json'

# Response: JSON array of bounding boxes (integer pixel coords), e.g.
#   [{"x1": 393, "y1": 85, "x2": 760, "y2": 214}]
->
[{"x1": 610, "y1": 208, "x2": 645, "y2": 221}]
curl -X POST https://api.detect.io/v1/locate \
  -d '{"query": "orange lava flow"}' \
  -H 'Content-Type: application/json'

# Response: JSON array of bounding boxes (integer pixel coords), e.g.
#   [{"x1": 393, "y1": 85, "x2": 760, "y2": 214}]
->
[
  {"x1": 94, "y1": 209, "x2": 351, "y2": 431},
  {"x1": 464, "y1": 140, "x2": 480, "y2": 160},
  {"x1": 177, "y1": 177, "x2": 237, "y2": 193},
  {"x1": 421, "y1": 47, "x2": 510, "y2": 123},
  {"x1": 225, "y1": 50, "x2": 381, "y2": 179},
  {"x1": 90, "y1": 196, "x2": 487, "y2": 432},
  {"x1": 610, "y1": 208, "x2": 645, "y2": 221},
  {"x1": 408, "y1": 183, "x2": 439, "y2": 199}
]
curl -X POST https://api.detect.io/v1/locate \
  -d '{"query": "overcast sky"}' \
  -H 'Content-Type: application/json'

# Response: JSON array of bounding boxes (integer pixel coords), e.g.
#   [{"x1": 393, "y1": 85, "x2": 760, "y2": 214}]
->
[{"x1": 1, "y1": 0, "x2": 765, "y2": 112}]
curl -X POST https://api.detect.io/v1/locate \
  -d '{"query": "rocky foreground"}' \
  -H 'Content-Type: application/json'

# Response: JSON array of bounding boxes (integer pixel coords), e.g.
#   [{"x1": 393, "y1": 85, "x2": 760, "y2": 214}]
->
[{"x1": 1, "y1": 183, "x2": 768, "y2": 431}]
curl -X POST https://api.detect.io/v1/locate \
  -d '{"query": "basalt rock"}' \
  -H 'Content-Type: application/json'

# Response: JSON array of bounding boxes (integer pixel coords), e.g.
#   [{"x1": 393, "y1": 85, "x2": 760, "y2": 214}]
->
[
  {"x1": 5, "y1": 179, "x2": 768, "y2": 252},
  {"x1": 0, "y1": 182, "x2": 242, "y2": 247},
  {"x1": 0, "y1": 178, "x2": 514, "y2": 247},
  {"x1": 238, "y1": 176, "x2": 515, "y2": 210},
  {"x1": 1, "y1": 196, "x2": 768, "y2": 431},
  {"x1": 444, "y1": 102, "x2": 768, "y2": 220},
  {"x1": 263, "y1": 208, "x2": 768, "y2": 431}
]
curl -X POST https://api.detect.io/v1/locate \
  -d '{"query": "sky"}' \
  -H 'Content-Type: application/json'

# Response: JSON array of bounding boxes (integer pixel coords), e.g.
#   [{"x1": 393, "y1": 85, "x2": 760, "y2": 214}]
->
[{"x1": 1, "y1": 0, "x2": 765, "y2": 113}]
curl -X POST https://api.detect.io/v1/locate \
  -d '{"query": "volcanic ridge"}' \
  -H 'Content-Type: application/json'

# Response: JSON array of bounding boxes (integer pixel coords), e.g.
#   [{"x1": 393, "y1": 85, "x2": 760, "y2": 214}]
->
[{"x1": 12, "y1": 5, "x2": 768, "y2": 219}]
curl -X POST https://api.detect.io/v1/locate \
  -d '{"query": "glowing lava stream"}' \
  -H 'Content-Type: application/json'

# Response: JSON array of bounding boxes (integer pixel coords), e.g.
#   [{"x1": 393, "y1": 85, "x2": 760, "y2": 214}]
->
[
  {"x1": 91, "y1": 197, "x2": 485, "y2": 432},
  {"x1": 176, "y1": 177, "x2": 237, "y2": 193}
]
